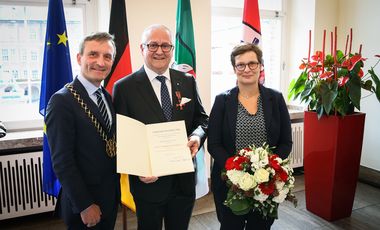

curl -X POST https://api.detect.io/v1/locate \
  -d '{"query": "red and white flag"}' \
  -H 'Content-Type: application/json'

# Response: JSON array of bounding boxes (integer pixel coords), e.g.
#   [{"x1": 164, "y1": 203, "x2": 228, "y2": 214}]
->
[{"x1": 242, "y1": 0, "x2": 265, "y2": 84}]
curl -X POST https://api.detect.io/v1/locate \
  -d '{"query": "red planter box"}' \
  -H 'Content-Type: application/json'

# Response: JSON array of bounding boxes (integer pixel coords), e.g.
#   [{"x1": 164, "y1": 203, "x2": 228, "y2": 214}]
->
[{"x1": 303, "y1": 111, "x2": 366, "y2": 221}]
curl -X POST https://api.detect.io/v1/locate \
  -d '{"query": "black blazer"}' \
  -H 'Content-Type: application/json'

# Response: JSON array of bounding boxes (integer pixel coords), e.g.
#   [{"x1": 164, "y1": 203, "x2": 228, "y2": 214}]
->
[
  {"x1": 207, "y1": 85, "x2": 292, "y2": 191},
  {"x1": 46, "y1": 78, "x2": 120, "y2": 220},
  {"x1": 113, "y1": 67, "x2": 208, "y2": 202}
]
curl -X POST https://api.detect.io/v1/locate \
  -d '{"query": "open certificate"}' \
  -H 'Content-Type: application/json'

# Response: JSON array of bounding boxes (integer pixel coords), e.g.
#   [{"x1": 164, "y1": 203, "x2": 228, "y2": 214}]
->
[{"x1": 116, "y1": 114, "x2": 194, "y2": 177}]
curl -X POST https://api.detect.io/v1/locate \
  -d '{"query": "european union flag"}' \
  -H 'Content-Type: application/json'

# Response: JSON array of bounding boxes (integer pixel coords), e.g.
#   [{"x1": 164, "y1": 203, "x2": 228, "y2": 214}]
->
[{"x1": 39, "y1": 0, "x2": 73, "y2": 197}]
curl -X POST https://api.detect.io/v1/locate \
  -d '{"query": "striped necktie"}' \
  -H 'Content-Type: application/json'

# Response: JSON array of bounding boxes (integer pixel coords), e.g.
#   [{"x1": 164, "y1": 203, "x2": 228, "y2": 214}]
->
[
  {"x1": 94, "y1": 88, "x2": 111, "y2": 131},
  {"x1": 156, "y1": 76, "x2": 172, "y2": 121}
]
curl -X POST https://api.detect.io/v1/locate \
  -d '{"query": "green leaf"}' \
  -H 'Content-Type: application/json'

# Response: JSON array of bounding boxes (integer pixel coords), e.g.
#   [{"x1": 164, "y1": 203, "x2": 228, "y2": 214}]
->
[
  {"x1": 293, "y1": 72, "x2": 308, "y2": 98},
  {"x1": 228, "y1": 198, "x2": 251, "y2": 215},
  {"x1": 362, "y1": 80, "x2": 373, "y2": 91},
  {"x1": 338, "y1": 68, "x2": 349, "y2": 78},
  {"x1": 334, "y1": 88, "x2": 352, "y2": 115},
  {"x1": 300, "y1": 80, "x2": 313, "y2": 99},
  {"x1": 316, "y1": 104, "x2": 324, "y2": 119},
  {"x1": 287, "y1": 78, "x2": 296, "y2": 101},
  {"x1": 369, "y1": 68, "x2": 380, "y2": 102},
  {"x1": 336, "y1": 50, "x2": 345, "y2": 63},
  {"x1": 320, "y1": 80, "x2": 338, "y2": 114},
  {"x1": 347, "y1": 72, "x2": 362, "y2": 110}
]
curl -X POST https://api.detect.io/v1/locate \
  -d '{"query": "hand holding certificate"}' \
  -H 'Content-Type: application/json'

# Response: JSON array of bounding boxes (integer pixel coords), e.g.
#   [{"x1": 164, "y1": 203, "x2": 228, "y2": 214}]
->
[{"x1": 116, "y1": 114, "x2": 194, "y2": 177}]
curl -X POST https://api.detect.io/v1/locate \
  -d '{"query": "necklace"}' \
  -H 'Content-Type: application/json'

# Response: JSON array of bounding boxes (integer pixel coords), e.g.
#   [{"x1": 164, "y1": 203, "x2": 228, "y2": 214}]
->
[{"x1": 239, "y1": 93, "x2": 255, "y2": 99}]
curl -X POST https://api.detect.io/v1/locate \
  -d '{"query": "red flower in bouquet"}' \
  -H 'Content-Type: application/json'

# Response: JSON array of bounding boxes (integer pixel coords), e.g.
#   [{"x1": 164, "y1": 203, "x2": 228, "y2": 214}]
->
[{"x1": 222, "y1": 144, "x2": 297, "y2": 219}]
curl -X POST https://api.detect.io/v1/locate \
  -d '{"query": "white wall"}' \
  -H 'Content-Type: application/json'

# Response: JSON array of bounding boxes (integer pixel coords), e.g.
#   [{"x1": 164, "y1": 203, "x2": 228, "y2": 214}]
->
[
  {"x1": 337, "y1": 0, "x2": 380, "y2": 170},
  {"x1": 287, "y1": 0, "x2": 380, "y2": 171},
  {"x1": 285, "y1": 0, "x2": 315, "y2": 94},
  {"x1": 125, "y1": 0, "x2": 211, "y2": 115}
]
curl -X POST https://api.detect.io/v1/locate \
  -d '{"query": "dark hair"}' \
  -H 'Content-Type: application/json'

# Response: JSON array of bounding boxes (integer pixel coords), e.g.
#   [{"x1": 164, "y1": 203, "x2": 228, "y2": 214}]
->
[
  {"x1": 79, "y1": 32, "x2": 116, "y2": 58},
  {"x1": 230, "y1": 43, "x2": 263, "y2": 67}
]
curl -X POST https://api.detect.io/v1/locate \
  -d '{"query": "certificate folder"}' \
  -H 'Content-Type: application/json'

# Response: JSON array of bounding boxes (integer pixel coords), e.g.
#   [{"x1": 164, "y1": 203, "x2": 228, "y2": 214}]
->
[{"x1": 116, "y1": 114, "x2": 194, "y2": 177}]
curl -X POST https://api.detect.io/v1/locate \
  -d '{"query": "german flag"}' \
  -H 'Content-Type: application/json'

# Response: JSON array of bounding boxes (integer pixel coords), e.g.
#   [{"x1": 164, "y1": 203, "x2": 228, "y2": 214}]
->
[{"x1": 105, "y1": 0, "x2": 132, "y2": 94}]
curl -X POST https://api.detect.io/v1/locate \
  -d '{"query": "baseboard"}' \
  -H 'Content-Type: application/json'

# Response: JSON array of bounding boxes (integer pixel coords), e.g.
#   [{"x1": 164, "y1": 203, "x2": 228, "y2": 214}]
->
[{"x1": 358, "y1": 166, "x2": 380, "y2": 188}]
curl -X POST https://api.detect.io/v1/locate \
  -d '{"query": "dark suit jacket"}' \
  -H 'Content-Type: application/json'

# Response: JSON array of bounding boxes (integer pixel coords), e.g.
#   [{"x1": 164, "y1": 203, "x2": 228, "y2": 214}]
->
[
  {"x1": 45, "y1": 78, "x2": 120, "y2": 222},
  {"x1": 113, "y1": 67, "x2": 208, "y2": 203},
  {"x1": 207, "y1": 85, "x2": 292, "y2": 193}
]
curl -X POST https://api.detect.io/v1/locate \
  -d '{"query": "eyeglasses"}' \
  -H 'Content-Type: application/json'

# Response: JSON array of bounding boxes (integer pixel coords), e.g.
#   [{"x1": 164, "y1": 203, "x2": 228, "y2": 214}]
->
[
  {"x1": 143, "y1": 43, "x2": 174, "y2": 52},
  {"x1": 235, "y1": 62, "x2": 260, "y2": 71}
]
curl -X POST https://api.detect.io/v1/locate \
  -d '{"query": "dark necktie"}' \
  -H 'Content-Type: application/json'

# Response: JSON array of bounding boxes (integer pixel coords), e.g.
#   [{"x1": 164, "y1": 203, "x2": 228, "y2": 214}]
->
[
  {"x1": 94, "y1": 88, "x2": 111, "y2": 131},
  {"x1": 156, "y1": 76, "x2": 172, "y2": 121}
]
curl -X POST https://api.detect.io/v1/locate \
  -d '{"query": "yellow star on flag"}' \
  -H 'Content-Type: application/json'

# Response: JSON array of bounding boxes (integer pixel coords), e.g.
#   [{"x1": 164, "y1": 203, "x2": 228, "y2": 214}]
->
[{"x1": 57, "y1": 31, "x2": 68, "y2": 46}]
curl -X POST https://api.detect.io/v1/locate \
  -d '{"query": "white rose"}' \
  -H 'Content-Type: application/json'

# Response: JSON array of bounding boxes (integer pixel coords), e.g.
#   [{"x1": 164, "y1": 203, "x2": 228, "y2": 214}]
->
[
  {"x1": 254, "y1": 187, "x2": 269, "y2": 202},
  {"x1": 258, "y1": 156, "x2": 269, "y2": 168},
  {"x1": 249, "y1": 151, "x2": 260, "y2": 164},
  {"x1": 259, "y1": 149, "x2": 269, "y2": 160},
  {"x1": 238, "y1": 172, "x2": 257, "y2": 191},
  {"x1": 226, "y1": 169, "x2": 245, "y2": 185},
  {"x1": 273, "y1": 187, "x2": 290, "y2": 203},
  {"x1": 253, "y1": 168, "x2": 270, "y2": 183},
  {"x1": 255, "y1": 147, "x2": 265, "y2": 157},
  {"x1": 275, "y1": 181, "x2": 285, "y2": 190}
]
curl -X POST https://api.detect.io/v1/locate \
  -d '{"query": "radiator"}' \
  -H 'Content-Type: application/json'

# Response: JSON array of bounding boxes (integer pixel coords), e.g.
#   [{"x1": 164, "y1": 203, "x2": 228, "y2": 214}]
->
[
  {"x1": 0, "y1": 151, "x2": 56, "y2": 220},
  {"x1": 289, "y1": 122, "x2": 304, "y2": 168}
]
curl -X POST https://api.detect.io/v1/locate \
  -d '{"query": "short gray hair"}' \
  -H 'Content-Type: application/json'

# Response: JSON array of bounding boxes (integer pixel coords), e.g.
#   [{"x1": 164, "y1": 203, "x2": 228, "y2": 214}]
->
[
  {"x1": 79, "y1": 32, "x2": 116, "y2": 59},
  {"x1": 141, "y1": 24, "x2": 173, "y2": 44}
]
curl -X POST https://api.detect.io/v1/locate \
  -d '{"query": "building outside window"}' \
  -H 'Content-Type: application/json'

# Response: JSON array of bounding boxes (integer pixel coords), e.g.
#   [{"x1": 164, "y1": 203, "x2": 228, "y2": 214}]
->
[{"x1": 0, "y1": 2, "x2": 84, "y2": 128}]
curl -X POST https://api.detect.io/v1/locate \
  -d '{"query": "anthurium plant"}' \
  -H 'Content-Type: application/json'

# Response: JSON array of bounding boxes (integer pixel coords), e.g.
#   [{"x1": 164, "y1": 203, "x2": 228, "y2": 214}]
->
[{"x1": 288, "y1": 28, "x2": 380, "y2": 119}]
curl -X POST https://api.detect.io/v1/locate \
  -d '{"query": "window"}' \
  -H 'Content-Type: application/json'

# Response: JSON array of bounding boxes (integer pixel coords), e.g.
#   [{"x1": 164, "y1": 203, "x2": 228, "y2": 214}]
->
[
  {"x1": 2, "y1": 49, "x2": 8, "y2": 61},
  {"x1": 0, "y1": 0, "x2": 96, "y2": 130},
  {"x1": 211, "y1": 0, "x2": 286, "y2": 104}
]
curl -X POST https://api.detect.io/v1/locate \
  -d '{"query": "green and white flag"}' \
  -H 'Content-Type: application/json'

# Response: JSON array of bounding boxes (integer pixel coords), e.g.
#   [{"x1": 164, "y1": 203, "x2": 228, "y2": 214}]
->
[
  {"x1": 174, "y1": 0, "x2": 209, "y2": 199},
  {"x1": 174, "y1": 0, "x2": 196, "y2": 77}
]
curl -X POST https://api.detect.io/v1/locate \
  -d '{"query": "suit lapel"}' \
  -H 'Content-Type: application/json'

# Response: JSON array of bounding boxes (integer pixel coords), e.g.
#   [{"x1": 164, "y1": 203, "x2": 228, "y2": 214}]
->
[
  {"x1": 135, "y1": 67, "x2": 167, "y2": 121},
  {"x1": 259, "y1": 85, "x2": 272, "y2": 134},
  {"x1": 226, "y1": 87, "x2": 238, "y2": 144},
  {"x1": 170, "y1": 71, "x2": 185, "y2": 121}
]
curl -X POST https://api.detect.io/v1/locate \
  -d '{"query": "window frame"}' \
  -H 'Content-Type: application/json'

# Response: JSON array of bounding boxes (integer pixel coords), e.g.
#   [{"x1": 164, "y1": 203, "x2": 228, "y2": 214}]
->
[
  {"x1": 210, "y1": 0, "x2": 288, "y2": 104},
  {"x1": 0, "y1": 0, "x2": 98, "y2": 132}
]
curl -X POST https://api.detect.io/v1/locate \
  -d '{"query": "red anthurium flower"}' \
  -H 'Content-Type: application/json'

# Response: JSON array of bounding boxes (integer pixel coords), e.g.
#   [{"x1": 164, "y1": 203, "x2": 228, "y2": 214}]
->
[
  {"x1": 320, "y1": 71, "x2": 333, "y2": 80},
  {"x1": 343, "y1": 54, "x2": 367, "y2": 71},
  {"x1": 308, "y1": 62, "x2": 318, "y2": 67},
  {"x1": 259, "y1": 180, "x2": 275, "y2": 195},
  {"x1": 358, "y1": 68, "x2": 364, "y2": 78},
  {"x1": 311, "y1": 51, "x2": 323, "y2": 61},
  {"x1": 338, "y1": 76, "x2": 349, "y2": 86},
  {"x1": 299, "y1": 63, "x2": 307, "y2": 70}
]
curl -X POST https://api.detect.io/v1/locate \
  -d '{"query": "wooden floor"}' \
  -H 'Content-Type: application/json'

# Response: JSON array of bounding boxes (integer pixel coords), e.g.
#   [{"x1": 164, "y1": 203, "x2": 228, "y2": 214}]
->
[{"x1": 2, "y1": 174, "x2": 380, "y2": 230}]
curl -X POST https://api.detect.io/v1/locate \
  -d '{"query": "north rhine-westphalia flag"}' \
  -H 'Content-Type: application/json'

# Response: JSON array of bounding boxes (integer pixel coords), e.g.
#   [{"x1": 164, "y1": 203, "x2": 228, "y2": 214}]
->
[
  {"x1": 174, "y1": 0, "x2": 209, "y2": 199},
  {"x1": 39, "y1": 0, "x2": 73, "y2": 196},
  {"x1": 106, "y1": 0, "x2": 135, "y2": 212},
  {"x1": 242, "y1": 0, "x2": 265, "y2": 84}
]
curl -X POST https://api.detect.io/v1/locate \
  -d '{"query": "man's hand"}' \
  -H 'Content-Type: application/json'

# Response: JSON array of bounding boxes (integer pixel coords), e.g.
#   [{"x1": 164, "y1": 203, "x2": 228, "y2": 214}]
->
[
  {"x1": 80, "y1": 204, "x2": 102, "y2": 228},
  {"x1": 187, "y1": 135, "x2": 200, "y2": 158},
  {"x1": 139, "y1": 176, "x2": 159, "y2": 183}
]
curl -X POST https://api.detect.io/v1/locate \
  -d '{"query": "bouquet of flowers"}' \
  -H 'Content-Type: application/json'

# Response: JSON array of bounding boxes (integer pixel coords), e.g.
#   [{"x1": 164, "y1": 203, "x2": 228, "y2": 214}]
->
[{"x1": 222, "y1": 144, "x2": 297, "y2": 219}]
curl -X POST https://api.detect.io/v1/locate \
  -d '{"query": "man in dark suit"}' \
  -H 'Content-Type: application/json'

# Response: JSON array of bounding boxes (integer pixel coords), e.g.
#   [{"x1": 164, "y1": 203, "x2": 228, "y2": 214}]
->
[
  {"x1": 46, "y1": 32, "x2": 120, "y2": 229},
  {"x1": 113, "y1": 24, "x2": 208, "y2": 230}
]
